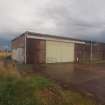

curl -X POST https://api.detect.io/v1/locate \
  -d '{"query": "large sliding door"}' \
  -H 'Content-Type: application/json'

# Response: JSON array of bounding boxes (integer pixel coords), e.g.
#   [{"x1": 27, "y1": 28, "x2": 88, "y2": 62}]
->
[{"x1": 46, "y1": 41, "x2": 74, "y2": 63}]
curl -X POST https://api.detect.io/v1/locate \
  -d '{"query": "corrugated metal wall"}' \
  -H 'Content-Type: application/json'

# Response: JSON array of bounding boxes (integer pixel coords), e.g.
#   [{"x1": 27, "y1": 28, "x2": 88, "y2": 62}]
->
[
  {"x1": 75, "y1": 43, "x2": 105, "y2": 63},
  {"x1": 26, "y1": 39, "x2": 46, "y2": 64},
  {"x1": 12, "y1": 35, "x2": 25, "y2": 48},
  {"x1": 12, "y1": 48, "x2": 24, "y2": 63},
  {"x1": 12, "y1": 33, "x2": 105, "y2": 64},
  {"x1": 12, "y1": 34, "x2": 25, "y2": 63},
  {"x1": 46, "y1": 41, "x2": 74, "y2": 63}
]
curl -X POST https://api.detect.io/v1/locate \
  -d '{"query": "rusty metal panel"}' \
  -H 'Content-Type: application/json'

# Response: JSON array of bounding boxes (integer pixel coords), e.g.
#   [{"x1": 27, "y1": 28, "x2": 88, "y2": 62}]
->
[
  {"x1": 11, "y1": 34, "x2": 25, "y2": 63},
  {"x1": 11, "y1": 34, "x2": 25, "y2": 49},
  {"x1": 75, "y1": 43, "x2": 90, "y2": 63},
  {"x1": 75, "y1": 43, "x2": 105, "y2": 63},
  {"x1": 26, "y1": 39, "x2": 46, "y2": 64}
]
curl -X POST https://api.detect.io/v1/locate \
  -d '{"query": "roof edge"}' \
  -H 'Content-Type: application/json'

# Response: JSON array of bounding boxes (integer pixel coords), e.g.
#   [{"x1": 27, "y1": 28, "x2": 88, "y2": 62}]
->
[{"x1": 12, "y1": 31, "x2": 105, "y2": 44}]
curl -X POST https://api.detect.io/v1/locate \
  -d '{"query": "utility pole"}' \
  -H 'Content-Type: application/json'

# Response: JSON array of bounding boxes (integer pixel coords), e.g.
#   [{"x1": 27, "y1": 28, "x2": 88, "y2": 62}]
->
[
  {"x1": 25, "y1": 33, "x2": 27, "y2": 64},
  {"x1": 90, "y1": 40, "x2": 93, "y2": 63}
]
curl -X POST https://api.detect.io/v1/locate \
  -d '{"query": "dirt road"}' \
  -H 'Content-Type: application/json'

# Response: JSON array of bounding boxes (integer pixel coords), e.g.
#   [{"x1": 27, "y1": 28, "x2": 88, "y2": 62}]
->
[{"x1": 39, "y1": 63, "x2": 105, "y2": 104}]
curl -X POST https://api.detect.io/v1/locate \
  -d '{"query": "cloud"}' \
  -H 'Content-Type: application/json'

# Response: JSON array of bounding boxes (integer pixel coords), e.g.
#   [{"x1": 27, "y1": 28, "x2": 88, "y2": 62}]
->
[{"x1": 0, "y1": 0, "x2": 105, "y2": 42}]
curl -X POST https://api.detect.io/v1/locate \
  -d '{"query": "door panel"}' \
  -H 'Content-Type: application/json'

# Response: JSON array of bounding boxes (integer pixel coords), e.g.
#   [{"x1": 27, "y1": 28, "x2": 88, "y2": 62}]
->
[{"x1": 46, "y1": 41, "x2": 74, "y2": 63}]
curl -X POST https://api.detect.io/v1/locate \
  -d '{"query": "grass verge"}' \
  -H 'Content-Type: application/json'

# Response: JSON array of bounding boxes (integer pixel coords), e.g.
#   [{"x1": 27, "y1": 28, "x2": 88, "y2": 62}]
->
[
  {"x1": 0, "y1": 60, "x2": 97, "y2": 105},
  {"x1": 0, "y1": 75, "x2": 97, "y2": 105}
]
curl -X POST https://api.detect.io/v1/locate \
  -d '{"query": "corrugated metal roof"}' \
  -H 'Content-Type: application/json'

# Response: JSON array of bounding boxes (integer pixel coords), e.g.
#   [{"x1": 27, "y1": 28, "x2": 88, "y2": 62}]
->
[
  {"x1": 12, "y1": 31, "x2": 105, "y2": 45},
  {"x1": 26, "y1": 31, "x2": 87, "y2": 43}
]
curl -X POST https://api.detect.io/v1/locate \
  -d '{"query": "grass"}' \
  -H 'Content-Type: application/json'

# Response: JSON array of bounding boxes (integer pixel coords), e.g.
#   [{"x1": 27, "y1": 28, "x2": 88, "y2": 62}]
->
[
  {"x1": 0, "y1": 76, "x2": 97, "y2": 105},
  {"x1": 0, "y1": 60, "x2": 97, "y2": 105}
]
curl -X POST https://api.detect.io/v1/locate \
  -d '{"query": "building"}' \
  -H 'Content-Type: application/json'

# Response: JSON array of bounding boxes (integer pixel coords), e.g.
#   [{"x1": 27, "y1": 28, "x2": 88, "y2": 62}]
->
[
  {"x1": 0, "y1": 50, "x2": 11, "y2": 59},
  {"x1": 11, "y1": 31, "x2": 105, "y2": 64}
]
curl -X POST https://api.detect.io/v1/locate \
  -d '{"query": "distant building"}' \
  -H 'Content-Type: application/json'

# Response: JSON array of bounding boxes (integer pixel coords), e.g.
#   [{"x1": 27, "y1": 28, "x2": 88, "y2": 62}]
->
[
  {"x1": 0, "y1": 50, "x2": 11, "y2": 58},
  {"x1": 11, "y1": 31, "x2": 105, "y2": 64}
]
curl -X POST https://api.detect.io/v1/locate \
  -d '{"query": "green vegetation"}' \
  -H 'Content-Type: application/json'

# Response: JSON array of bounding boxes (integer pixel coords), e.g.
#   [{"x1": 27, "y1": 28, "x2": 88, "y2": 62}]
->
[
  {"x1": 0, "y1": 76, "x2": 97, "y2": 105},
  {"x1": 0, "y1": 60, "x2": 97, "y2": 105}
]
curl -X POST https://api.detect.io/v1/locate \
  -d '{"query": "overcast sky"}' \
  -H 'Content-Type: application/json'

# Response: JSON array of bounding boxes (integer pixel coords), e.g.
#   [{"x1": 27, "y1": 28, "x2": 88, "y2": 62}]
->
[{"x1": 0, "y1": 0, "x2": 105, "y2": 42}]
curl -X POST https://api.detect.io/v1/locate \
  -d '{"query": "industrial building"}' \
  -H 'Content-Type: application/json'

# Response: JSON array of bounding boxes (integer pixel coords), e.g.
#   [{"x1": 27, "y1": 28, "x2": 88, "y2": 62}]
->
[{"x1": 11, "y1": 31, "x2": 105, "y2": 64}]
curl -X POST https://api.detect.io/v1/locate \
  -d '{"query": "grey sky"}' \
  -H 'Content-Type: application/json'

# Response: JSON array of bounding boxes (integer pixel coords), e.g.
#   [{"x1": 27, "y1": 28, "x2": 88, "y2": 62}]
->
[{"x1": 0, "y1": 0, "x2": 105, "y2": 42}]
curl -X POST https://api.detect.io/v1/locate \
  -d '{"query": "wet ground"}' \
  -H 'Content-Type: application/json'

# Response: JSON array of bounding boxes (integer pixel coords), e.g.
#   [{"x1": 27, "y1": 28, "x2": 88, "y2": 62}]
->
[{"x1": 38, "y1": 63, "x2": 105, "y2": 104}]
